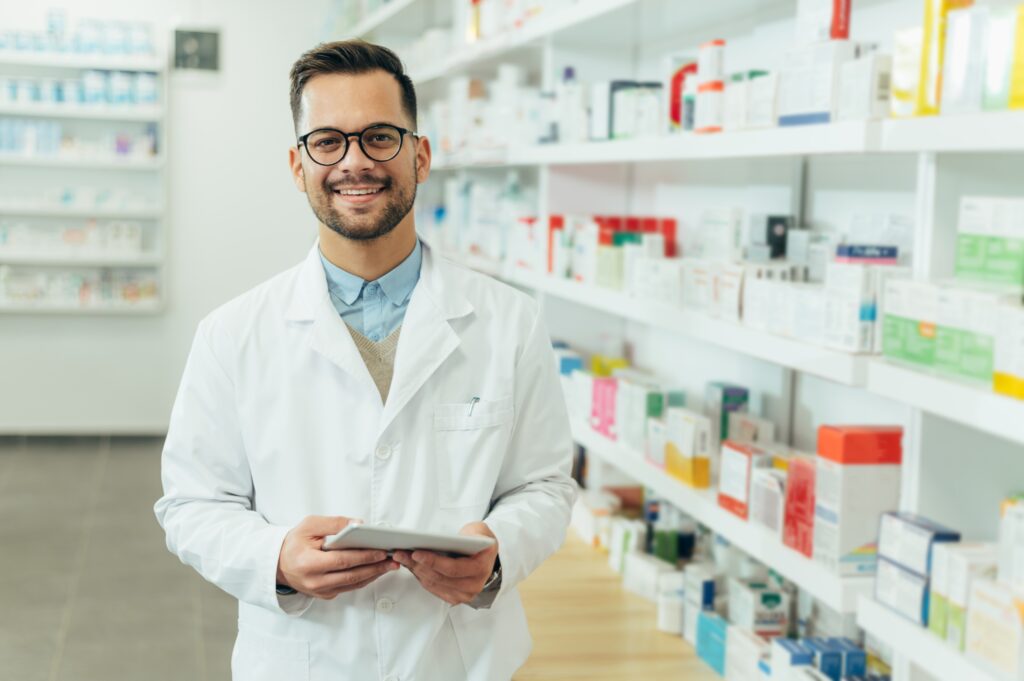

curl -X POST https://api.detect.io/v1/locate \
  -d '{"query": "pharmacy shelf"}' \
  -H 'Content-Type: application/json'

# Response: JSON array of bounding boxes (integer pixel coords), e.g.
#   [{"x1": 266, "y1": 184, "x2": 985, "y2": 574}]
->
[
  {"x1": 0, "y1": 205, "x2": 162, "y2": 220},
  {"x1": 0, "y1": 300, "x2": 162, "y2": 315},
  {"x1": 412, "y1": 0, "x2": 637, "y2": 85},
  {"x1": 880, "y1": 111, "x2": 1024, "y2": 154},
  {"x1": 857, "y1": 597, "x2": 1002, "y2": 681},
  {"x1": 349, "y1": 0, "x2": 419, "y2": 37},
  {"x1": 0, "y1": 252, "x2": 161, "y2": 267},
  {"x1": 866, "y1": 360, "x2": 1024, "y2": 447},
  {"x1": 0, "y1": 103, "x2": 163, "y2": 122},
  {"x1": 0, "y1": 154, "x2": 164, "y2": 171},
  {"x1": 506, "y1": 267, "x2": 868, "y2": 385},
  {"x1": 0, "y1": 51, "x2": 164, "y2": 72},
  {"x1": 574, "y1": 420, "x2": 873, "y2": 612}
]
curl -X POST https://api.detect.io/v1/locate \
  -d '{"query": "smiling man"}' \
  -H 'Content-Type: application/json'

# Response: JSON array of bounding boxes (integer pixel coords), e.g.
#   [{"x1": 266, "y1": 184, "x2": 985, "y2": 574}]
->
[{"x1": 154, "y1": 40, "x2": 576, "y2": 681}]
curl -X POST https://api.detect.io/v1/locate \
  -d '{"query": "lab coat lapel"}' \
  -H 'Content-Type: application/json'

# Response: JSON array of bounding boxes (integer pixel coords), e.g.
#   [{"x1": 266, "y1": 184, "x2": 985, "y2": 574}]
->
[
  {"x1": 378, "y1": 243, "x2": 473, "y2": 435},
  {"x1": 287, "y1": 244, "x2": 380, "y2": 399}
]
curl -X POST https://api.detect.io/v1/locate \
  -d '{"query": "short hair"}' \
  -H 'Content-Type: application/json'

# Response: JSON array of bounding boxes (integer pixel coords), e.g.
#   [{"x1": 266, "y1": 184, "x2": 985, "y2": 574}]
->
[{"x1": 288, "y1": 39, "x2": 417, "y2": 133}]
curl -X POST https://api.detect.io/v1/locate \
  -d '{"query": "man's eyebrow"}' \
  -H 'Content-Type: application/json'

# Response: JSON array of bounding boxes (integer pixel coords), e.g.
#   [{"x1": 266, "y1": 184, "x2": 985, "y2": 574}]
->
[{"x1": 309, "y1": 121, "x2": 404, "y2": 132}]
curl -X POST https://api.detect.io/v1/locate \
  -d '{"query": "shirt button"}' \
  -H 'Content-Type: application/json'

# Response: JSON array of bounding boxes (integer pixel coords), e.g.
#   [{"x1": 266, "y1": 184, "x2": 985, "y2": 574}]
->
[
  {"x1": 376, "y1": 597, "x2": 394, "y2": 613},
  {"x1": 374, "y1": 445, "x2": 392, "y2": 461}
]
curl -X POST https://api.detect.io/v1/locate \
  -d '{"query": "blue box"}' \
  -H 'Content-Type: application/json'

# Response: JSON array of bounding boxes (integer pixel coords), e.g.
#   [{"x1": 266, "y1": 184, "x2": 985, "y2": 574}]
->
[
  {"x1": 696, "y1": 611, "x2": 728, "y2": 676},
  {"x1": 830, "y1": 637, "x2": 867, "y2": 678},
  {"x1": 877, "y1": 512, "x2": 960, "y2": 577},
  {"x1": 804, "y1": 637, "x2": 843, "y2": 681}
]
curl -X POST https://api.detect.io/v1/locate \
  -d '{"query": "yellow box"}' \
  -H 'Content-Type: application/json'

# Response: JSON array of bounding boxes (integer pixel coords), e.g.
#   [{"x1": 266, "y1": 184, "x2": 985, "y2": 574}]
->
[
  {"x1": 591, "y1": 355, "x2": 629, "y2": 377},
  {"x1": 665, "y1": 408, "x2": 713, "y2": 489},
  {"x1": 917, "y1": 0, "x2": 975, "y2": 116},
  {"x1": 1010, "y1": 5, "x2": 1024, "y2": 109}
]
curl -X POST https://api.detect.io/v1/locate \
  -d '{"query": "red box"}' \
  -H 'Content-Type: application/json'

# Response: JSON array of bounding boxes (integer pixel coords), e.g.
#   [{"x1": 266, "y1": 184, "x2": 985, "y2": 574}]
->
[
  {"x1": 717, "y1": 441, "x2": 769, "y2": 520},
  {"x1": 625, "y1": 217, "x2": 641, "y2": 233},
  {"x1": 817, "y1": 425, "x2": 903, "y2": 465},
  {"x1": 783, "y1": 455, "x2": 816, "y2": 558},
  {"x1": 546, "y1": 215, "x2": 565, "y2": 274},
  {"x1": 591, "y1": 377, "x2": 618, "y2": 441},
  {"x1": 660, "y1": 218, "x2": 678, "y2": 257}
]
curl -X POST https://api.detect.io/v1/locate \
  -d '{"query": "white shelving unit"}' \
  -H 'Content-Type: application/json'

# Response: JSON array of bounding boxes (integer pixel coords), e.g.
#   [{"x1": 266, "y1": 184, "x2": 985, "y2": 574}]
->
[
  {"x1": 0, "y1": 38, "x2": 168, "y2": 315},
  {"x1": 857, "y1": 598, "x2": 1004, "y2": 681},
  {"x1": 575, "y1": 420, "x2": 873, "y2": 613}
]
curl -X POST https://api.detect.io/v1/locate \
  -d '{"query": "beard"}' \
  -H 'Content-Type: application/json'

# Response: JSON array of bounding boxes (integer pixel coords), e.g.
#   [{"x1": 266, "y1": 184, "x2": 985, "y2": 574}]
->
[{"x1": 307, "y1": 165, "x2": 417, "y2": 242}]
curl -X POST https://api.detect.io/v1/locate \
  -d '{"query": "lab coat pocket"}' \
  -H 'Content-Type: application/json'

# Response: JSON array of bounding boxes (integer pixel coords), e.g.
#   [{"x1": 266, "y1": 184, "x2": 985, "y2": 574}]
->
[
  {"x1": 231, "y1": 626, "x2": 309, "y2": 681},
  {"x1": 434, "y1": 397, "x2": 514, "y2": 509}
]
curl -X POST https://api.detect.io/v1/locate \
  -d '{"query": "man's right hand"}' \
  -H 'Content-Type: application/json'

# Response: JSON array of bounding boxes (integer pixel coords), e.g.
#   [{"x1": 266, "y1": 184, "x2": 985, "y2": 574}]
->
[{"x1": 276, "y1": 516, "x2": 398, "y2": 600}]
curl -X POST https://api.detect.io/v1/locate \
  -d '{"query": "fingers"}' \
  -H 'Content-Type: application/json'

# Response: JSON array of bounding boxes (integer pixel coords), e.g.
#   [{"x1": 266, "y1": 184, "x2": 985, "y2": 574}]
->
[
  {"x1": 393, "y1": 552, "x2": 484, "y2": 605},
  {"x1": 299, "y1": 515, "x2": 362, "y2": 539},
  {"x1": 320, "y1": 549, "x2": 391, "y2": 572},
  {"x1": 409, "y1": 550, "x2": 487, "y2": 579},
  {"x1": 319, "y1": 572, "x2": 389, "y2": 600},
  {"x1": 312, "y1": 560, "x2": 399, "y2": 595}
]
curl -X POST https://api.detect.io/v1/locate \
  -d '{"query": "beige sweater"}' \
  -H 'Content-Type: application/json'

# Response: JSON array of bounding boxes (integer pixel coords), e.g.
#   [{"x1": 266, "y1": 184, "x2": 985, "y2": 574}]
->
[{"x1": 347, "y1": 325, "x2": 401, "y2": 403}]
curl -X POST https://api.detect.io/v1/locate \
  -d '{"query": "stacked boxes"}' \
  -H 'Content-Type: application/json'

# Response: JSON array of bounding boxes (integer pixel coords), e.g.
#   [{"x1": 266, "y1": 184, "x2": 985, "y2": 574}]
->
[
  {"x1": 684, "y1": 562, "x2": 721, "y2": 646},
  {"x1": 706, "y1": 382, "x2": 749, "y2": 451},
  {"x1": 728, "y1": 577, "x2": 790, "y2": 638},
  {"x1": 784, "y1": 455, "x2": 817, "y2": 558},
  {"x1": 719, "y1": 441, "x2": 772, "y2": 520},
  {"x1": 955, "y1": 196, "x2": 1024, "y2": 291},
  {"x1": 697, "y1": 610, "x2": 729, "y2": 675},
  {"x1": 882, "y1": 278, "x2": 940, "y2": 367},
  {"x1": 965, "y1": 577, "x2": 1024, "y2": 679},
  {"x1": 813, "y1": 425, "x2": 903, "y2": 575},
  {"x1": 875, "y1": 512, "x2": 961, "y2": 625},
  {"x1": 665, "y1": 407, "x2": 714, "y2": 488}
]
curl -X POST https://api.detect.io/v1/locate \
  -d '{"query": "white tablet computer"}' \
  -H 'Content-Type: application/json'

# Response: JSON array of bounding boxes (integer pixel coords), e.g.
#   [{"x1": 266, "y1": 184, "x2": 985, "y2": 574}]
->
[{"x1": 321, "y1": 524, "x2": 495, "y2": 556}]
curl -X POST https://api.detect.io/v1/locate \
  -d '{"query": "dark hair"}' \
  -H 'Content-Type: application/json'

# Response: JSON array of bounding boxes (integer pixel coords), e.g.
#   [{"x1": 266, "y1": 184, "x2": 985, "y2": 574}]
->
[{"x1": 288, "y1": 39, "x2": 417, "y2": 133}]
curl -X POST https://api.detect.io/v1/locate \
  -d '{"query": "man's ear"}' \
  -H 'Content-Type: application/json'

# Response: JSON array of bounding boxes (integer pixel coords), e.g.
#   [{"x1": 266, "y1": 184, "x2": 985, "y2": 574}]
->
[
  {"x1": 414, "y1": 135, "x2": 431, "y2": 184},
  {"x1": 289, "y1": 145, "x2": 306, "y2": 193}
]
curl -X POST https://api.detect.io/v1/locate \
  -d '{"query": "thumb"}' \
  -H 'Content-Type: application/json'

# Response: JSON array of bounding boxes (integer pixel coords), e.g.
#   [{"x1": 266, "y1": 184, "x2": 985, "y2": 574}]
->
[{"x1": 301, "y1": 515, "x2": 362, "y2": 538}]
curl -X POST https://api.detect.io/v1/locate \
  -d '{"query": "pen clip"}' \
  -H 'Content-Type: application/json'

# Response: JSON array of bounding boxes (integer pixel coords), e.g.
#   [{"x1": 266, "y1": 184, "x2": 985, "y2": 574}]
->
[{"x1": 468, "y1": 396, "x2": 480, "y2": 416}]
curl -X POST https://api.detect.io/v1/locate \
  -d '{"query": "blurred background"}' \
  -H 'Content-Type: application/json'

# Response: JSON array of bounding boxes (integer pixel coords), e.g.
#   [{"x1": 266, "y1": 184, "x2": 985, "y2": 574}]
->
[{"x1": 2, "y1": 1, "x2": 1024, "y2": 680}]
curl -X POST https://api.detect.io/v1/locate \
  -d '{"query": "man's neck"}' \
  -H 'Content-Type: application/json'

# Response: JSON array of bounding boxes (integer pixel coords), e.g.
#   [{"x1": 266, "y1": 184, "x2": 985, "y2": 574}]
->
[{"x1": 318, "y1": 222, "x2": 417, "y2": 282}]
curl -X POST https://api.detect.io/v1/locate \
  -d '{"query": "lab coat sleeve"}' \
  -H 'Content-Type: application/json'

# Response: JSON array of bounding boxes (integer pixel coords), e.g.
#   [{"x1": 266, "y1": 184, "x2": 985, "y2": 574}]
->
[
  {"x1": 154, "y1": 317, "x2": 313, "y2": 617},
  {"x1": 482, "y1": 306, "x2": 578, "y2": 605}
]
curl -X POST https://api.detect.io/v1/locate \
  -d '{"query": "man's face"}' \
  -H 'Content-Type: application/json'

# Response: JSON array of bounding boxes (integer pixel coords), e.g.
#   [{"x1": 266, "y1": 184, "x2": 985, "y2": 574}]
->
[{"x1": 289, "y1": 70, "x2": 430, "y2": 242}]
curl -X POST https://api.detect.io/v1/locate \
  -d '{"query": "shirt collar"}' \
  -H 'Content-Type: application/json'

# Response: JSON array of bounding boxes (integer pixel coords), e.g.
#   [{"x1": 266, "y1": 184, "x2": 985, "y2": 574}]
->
[{"x1": 319, "y1": 238, "x2": 422, "y2": 307}]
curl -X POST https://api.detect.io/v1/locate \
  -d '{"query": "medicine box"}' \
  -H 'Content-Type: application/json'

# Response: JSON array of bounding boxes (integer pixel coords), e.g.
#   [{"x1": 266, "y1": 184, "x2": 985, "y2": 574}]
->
[
  {"x1": 983, "y1": 6, "x2": 1019, "y2": 110},
  {"x1": 697, "y1": 610, "x2": 729, "y2": 676},
  {"x1": 623, "y1": 552, "x2": 676, "y2": 602},
  {"x1": 877, "y1": 511, "x2": 961, "y2": 577},
  {"x1": 719, "y1": 441, "x2": 772, "y2": 520},
  {"x1": 928, "y1": 542, "x2": 954, "y2": 639},
  {"x1": 831, "y1": 638, "x2": 867, "y2": 678},
  {"x1": 791, "y1": 668, "x2": 835, "y2": 681},
  {"x1": 771, "y1": 638, "x2": 814, "y2": 679},
  {"x1": 1000, "y1": 500, "x2": 1024, "y2": 593},
  {"x1": 725, "y1": 626, "x2": 769, "y2": 681},
  {"x1": 945, "y1": 543, "x2": 998, "y2": 650},
  {"x1": 657, "y1": 571, "x2": 686, "y2": 635},
  {"x1": 940, "y1": 6, "x2": 990, "y2": 115},
  {"x1": 728, "y1": 412, "x2": 776, "y2": 445},
  {"x1": 665, "y1": 407, "x2": 714, "y2": 488},
  {"x1": 813, "y1": 425, "x2": 902, "y2": 575},
  {"x1": 917, "y1": 0, "x2": 976, "y2": 116},
  {"x1": 728, "y1": 578, "x2": 790, "y2": 638},
  {"x1": 646, "y1": 417, "x2": 667, "y2": 468},
  {"x1": 956, "y1": 196, "x2": 1024, "y2": 290},
  {"x1": 705, "y1": 382, "x2": 749, "y2": 448},
  {"x1": 778, "y1": 40, "x2": 859, "y2": 125},
  {"x1": 935, "y1": 285, "x2": 1006, "y2": 383},
  {"x1": 882, "y1": 278, "x2": 939, "y2": 367},
  {"x1": 590, "y1": 377, "x2": 618, "y2": 440},
  {"x1": 804, "y1": 637, "x2": 843, "y2": 681},
  {"x1": 751, "y1": 468, "x2": 788, "y2": 540},
  {"x1": 784, "y1": 455, "x2": 817, "y2": 558},
  {"x1": 965, "y1": 577, "x2": 1024, "y2": 680},
  {"x1": 995, "y1": 301, "x2": 1024, "y2": 400},
  {"x1": 838, "y1": 50, "x2": 892, "y2": 121},
  {"x1": 746, "y1": 71, "x2": 779, "y2": 129},
  {"x1": 685, "y1": 561, "x2": 721, "y2": 609},
  {"x1": 875, "y1": 556, "x2": 930, "y2": 625},
  {"x1": 607, "y1": 518, "x2": 646, "y2": 574}
]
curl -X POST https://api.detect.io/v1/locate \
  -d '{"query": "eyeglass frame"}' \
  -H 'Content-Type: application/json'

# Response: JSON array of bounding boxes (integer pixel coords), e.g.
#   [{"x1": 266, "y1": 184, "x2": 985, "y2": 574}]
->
[{"x1": 296, "y1": 123, "x2": 418, "y2": 166}]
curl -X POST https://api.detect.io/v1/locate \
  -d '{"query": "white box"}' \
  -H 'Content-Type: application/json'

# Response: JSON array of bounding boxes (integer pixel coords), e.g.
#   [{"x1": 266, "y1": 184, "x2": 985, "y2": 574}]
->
[
  {"x1": 787, "y1": 284, "x2": 827, "y2": 346},
  {"x1": 727, "y1": 412, "x2": 776, "y2": 444},
  {"x1": 778, "y1": 40, "x2": 859, "y2": 125},
  {"x1": 945, "y1": 543, "x2": 998, "y2": 650},
  {"x1": 771, "y1": 638, "x2": 814, "y2": 679},
  {"x1": 838, "y1": 51, "x2": 892, "y2": 120},
  {"x1": 750, "y1": 468, "x2": 787, "y2": 540},
  {"x1": 725, "y1": 626, "x2": 769, "y2": 681},
  {"x1": 723, "y1": 76, "x2": 749, "y2": 133},
  {"x1": 965, "y1": 578, "x2": 1024, "y2": 680},
  {"x1": 646, "y1": 417, "x2": 667, "y2": 468},
  {"x1": 713, "y1": 263, "x2": 745, "y2": 321},
  {"x1": 941, "y1": 6, "x2": 990, "y2": 116},
  {"x1": 607, "y1": 517, "x2": 646, "y2": 574},
  {"x1": 999, "y1": 501, "x2": 1024, "y2": 593},
  {"x1": 728, "y1": 578, "x2": 790, "y2": 638},
  {"x1": 875, "y1": 556, "x2": 929, "y2": 625},
  {"x1": 877, "y1": 512, "x2": 961, "y2": 577},
  {"x1": 995, "y1": 303, "x2": 1024, "y2": 400},
  {"x1": 623, "y1": 552, "x2": 676, "y2": 602},
  {"x1": 683, "y1": 258, "x2": 715, "y2": 311},
  {"x1": 657, "y1": 571, "x2": 686, "y2": 634},
  {"x1": 746, "y1": 72, "x2": 779, "y2": 129}
]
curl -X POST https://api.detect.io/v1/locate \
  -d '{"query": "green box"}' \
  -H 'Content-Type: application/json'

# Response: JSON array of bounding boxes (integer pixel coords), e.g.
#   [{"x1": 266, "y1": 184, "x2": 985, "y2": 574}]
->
[
  {"x1": 882, "y1": 279, "x2": 939, "y2": 367},
  {"x1": 929, "y1": 592, "x2": 950, "y2": 639},
  {"x1": 955, "y1": 197, "x2": 1024, "y2": 290}
]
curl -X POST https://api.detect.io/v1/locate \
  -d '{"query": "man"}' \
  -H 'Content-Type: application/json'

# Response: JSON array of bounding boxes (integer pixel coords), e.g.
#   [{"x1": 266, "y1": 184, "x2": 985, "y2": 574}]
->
[{"x1": 154, "y1": 40, "x2": 576, "y2": 681}]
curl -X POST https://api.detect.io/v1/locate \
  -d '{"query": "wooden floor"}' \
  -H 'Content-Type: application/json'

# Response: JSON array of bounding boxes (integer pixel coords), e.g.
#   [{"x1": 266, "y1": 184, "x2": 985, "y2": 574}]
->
[{"x1": 515, "y1": 534, "x2": 718, "y2": 681}]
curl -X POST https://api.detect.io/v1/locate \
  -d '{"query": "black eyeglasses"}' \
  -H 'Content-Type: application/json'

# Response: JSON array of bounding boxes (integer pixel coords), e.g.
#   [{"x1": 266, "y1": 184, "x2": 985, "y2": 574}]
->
[{"x1": 297, "y1": 124, "x2": 416, "y2": 165}]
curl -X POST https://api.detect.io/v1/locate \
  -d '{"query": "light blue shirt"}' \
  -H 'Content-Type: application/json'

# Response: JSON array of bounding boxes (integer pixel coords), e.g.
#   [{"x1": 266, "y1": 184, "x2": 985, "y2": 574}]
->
[{"x1": 319, "y1": 239, "x2": 422, "y2": 341}]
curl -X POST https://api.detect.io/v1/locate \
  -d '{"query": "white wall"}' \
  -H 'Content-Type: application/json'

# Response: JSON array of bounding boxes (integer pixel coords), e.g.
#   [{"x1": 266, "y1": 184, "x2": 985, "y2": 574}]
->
[{"x1": 0, "y1": 0, "x2": 336, "y2": 433}]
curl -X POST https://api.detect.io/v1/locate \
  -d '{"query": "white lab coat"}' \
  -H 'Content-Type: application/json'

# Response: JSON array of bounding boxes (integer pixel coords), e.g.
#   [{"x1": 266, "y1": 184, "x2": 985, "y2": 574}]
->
[{"x1": 154, "y1": 240, "x2": 577, "y2": 681}]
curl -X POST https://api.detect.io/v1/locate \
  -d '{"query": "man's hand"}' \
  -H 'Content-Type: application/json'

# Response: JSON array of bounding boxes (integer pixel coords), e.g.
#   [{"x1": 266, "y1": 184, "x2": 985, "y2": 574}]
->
[
  {"x1": 277, "y1": 516, "x2": 399, "y2": 600},
  {"x1": 393, "y1": 522, "x2": 499, "y2": 606}
]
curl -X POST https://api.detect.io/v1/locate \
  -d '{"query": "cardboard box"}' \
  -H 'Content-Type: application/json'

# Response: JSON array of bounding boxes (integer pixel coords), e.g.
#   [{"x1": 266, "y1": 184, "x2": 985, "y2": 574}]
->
[
  {"x1": 994, "y1": 302, "x2": 1024, "y2": 400},
  {"x1": 725, "y1": 626, "x2": 770, "y2": 681},
  {"x1": 875, "y1": 556, "x2": 930, "y2": 625},
  {"x1": 771, "y1": 638, "x2": 814, "y2": 679},
  {"x1": 965, "y1": 577, "x2": 1024, "y2": 679},
  {"x1": 803, "y1": 637, "x2": 843, "y2": 681},
  {"x1": 607, "y1": 518, "x2": 647, "y2": 574},
  {"x1": 955, "y1": 196, "x2": 1024, "y2": 290},
  {"x1": 784, "y1": 455, "x2": 817, "y2": 558},
  {"x1": 623, "y1": 552, "x2": 676, "y2": 602},
  {"x1": 935, "y1": 285, "x2": 1004, "y2": 383},
  {"x1": 657, "y1": 571, "x2": 686, "y2": 634},
  {"x1": 999, "y1": 500, "x2": 1024, "y2": 592},
  {"x1": 697, "y1": 611, "x2": 729, "y2": 676},
  {"x1": 983, "y1": 6, "x2": 1019, "y2": 110},
  {"x1": 928, "y1": 542, "x2": 954, "y2": 639},
  {"x1": 665, "y1": 407, "x2": 714, "y2": 488},
  {"x1": 917, "y1": 0, "x2": 977, "y2": 116},
  {"x1": 751, "y1": 468, "x2": 788, "y2": 540},
  {"x1": 719, "y1": 441, "x2": 772, "y2": 520},
  {"x1": 728, "y1": 578, "x2": 791, "y2": 638},
  {"x1": 646, "y1": 417, "x2": 667, "y2": 468},
  {"x1": 877, "y1": 511, "x2": 961, "y2": 577},
  {"x1": 778, "y1": 40, "x2": 859, "y2": 125},
  {"x1": 746, "y1": 72, "x2": 779, "y2": 128},
  {"x1": 831, "y1": 638, "x2": 867, "y2": 678},
  {"x1": 727, "y1": 413, "x2": 776, "y2": 445},
  {"x1": 839, "y1": 51, "x2": 893, "y2": 120},
  {"x1": 590, "y1": 376, "x2": 619, "y2": 440},
  {"x1": 892, "y1": 26, "x2": 924, "y2": 117},
  {"x1": 813, "y1": 426, "x2": 903, "y2": 575},
  {"x1": 946, "y1": 543, "x2": 998, "y2": 650},
  {"x1": 941, "y1": 6, "x2": 990, "y2": 115},
  {"x1": 882, "y1": 278, "x2": 940, "y2": 367},
  {"x1": 705, "y1": 382, "x2": 749, "y2": 449}
]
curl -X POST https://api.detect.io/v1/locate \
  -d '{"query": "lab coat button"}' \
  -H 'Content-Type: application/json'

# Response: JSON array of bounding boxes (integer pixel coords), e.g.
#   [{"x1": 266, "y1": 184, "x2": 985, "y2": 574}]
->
[
  {"x1": 376, "y1": 597, "x2": 394, "y2": 613},
  {"x1": 374, "y1": 445, "x2": 392, "y2": 461}
]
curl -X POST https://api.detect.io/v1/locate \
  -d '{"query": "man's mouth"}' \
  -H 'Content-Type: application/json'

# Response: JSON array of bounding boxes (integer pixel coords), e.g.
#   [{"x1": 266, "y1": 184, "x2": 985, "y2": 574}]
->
[{"x1": 330, "y1": 184, "x2": 387, "y2": 205}]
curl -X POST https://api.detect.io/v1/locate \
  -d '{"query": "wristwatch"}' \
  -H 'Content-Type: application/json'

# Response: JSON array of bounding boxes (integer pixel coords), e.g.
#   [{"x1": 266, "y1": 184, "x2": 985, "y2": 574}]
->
[
  {"x1": 482, "y1": 556, "x2": 502, "y2": 591},
  {"x1": 276, "y1": 583, "x2": 298, "y2": 596}
]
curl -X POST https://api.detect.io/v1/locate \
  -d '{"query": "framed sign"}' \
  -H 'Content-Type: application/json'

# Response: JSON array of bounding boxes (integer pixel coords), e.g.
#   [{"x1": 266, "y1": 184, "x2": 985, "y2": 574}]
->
[{"x1": 174, "y1": 29, "x2": 220, "y2": 71}]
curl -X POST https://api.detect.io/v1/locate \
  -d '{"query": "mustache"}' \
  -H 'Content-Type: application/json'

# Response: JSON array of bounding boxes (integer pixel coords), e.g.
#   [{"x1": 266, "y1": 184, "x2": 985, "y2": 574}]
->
[{"x1": 326, "y1": 176, "x2": 392, "y2": 190}]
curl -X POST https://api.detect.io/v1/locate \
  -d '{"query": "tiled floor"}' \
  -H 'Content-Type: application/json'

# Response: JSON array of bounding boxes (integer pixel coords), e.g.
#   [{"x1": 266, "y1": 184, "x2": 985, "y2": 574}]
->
[{"x1": 0, "y1": 436, "x2": 237, "y2": 681}]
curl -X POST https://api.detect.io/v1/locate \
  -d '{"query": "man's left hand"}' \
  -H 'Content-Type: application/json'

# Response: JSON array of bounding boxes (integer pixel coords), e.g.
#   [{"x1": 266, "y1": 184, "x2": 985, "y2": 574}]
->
[{"x1": 393, "y1": 522, "x2": 499, "y2": 606}]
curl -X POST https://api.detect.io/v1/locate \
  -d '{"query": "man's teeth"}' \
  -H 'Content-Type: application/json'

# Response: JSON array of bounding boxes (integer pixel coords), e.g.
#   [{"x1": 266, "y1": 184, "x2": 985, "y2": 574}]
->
[{"x1": 335, "y1": 187, "x2": 382, "y2": 195}]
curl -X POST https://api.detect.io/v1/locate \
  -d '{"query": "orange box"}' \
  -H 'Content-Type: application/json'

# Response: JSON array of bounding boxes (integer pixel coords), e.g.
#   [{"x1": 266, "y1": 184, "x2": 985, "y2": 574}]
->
[
  {"x1": 718, "y1": 441, "x2": 771, "y2": 519},
  {"x1": 817, "y1": 425, "x2": 903, "y2": 464}
]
